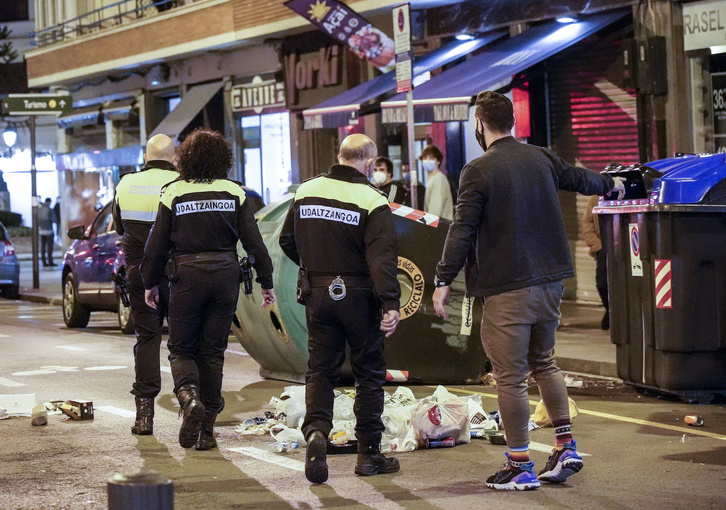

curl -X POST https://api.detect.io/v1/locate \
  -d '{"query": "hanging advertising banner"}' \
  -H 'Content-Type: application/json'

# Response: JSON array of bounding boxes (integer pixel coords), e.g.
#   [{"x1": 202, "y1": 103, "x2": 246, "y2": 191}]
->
[
  {"x1": 392, "y1": 3, "x2": 412, "y2": 93},
  {"x1": 284, "y1": 0, "x2": 395, "y2": 69}
]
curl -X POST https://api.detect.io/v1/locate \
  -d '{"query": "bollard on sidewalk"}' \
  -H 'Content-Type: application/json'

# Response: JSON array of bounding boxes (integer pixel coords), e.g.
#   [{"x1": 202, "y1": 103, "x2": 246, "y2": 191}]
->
[{"x1": 108, "y1": 471, "x2": 173, "y2": 510}]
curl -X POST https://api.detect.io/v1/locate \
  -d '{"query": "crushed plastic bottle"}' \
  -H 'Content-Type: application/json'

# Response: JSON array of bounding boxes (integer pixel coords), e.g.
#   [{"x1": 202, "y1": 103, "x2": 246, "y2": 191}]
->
[{"x1": 271, "y1": 440, "x2": 300, "y2": 453}]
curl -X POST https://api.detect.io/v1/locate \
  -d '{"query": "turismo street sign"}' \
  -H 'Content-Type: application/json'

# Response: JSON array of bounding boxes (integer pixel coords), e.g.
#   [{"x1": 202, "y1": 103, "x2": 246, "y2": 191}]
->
[{"x1": 1, "y1": 93, "x2": 73, "y2": 116}]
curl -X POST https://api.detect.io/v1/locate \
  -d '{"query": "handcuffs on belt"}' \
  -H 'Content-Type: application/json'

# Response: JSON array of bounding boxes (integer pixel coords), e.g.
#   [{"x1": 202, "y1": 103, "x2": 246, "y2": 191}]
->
[{"x1": 328, "y1": 276, "x2": 347, "y2": 301}]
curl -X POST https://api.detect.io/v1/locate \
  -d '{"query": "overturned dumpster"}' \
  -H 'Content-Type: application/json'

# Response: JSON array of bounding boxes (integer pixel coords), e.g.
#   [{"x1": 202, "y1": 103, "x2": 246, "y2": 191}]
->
[
  {"x1": 596, "y1": 154, "x2": 726, "y2": 401},
  {"x1": 231, "y1": 195, "x2": 488, "y2": 385}
]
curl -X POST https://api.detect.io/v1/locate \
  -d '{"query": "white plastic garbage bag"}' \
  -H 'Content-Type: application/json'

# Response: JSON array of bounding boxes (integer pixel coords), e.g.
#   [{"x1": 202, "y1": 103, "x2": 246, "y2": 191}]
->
[
  {"x1": 271, "y1": 385, "x2": 306, "y2": 428},
  {"x1": 411, "y1": 386, "x2": 470, "y2": 446}
]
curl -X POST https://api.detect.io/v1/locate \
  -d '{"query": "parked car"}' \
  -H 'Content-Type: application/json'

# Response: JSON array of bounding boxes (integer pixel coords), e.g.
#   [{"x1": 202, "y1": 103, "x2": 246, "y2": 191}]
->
[
  {"x1": 61, "y1": 188, "x2": 265, "y2": 334},
  {"x1": 62, "y1": 202, "x2": 133, "y2": 334},
  {"x1": 0, "y1": 221, "x2": 20, "y2": 299}
]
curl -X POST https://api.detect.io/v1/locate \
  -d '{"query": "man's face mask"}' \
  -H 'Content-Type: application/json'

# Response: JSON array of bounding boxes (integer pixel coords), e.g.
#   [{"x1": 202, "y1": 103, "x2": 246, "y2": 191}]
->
[
  {"x1": 371, "y1": 170, "x2": 387, "y2": 185},
  {"x1": 475, "y1": 119, "x2": 487, "y2": 152},
  {"x1": 421, "y1": 160, "x2": 437, "y2": 172}
]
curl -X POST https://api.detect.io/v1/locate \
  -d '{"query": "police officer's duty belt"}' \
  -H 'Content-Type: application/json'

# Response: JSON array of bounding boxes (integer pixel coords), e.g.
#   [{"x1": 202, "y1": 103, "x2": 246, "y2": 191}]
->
[{"x1": 175, "y1": 252, "x2": 237, "y2": 265}]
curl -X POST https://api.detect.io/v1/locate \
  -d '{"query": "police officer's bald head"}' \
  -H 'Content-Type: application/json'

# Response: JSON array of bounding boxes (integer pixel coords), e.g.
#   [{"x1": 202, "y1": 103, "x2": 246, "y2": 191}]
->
[
  {"x1": 145, "y1": 134, "x2": 176, "y2": 163},
  {"x1": 338, "y1": 134, "x2": 377, "y2": 174}
]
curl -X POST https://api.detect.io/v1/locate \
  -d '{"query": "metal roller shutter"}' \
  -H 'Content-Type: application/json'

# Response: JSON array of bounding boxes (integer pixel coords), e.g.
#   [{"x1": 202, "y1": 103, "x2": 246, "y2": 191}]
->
[{"x1": 549, "y1": 35, "x2": 639, "y2": 303}]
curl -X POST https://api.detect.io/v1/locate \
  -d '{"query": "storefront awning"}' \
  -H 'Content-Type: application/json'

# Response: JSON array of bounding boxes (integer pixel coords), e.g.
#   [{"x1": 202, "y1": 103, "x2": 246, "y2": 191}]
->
[
  {"x1": 57, "y1": 98, "x2": 137, "y2": 129},
  {"x1": 302, "y1": 31, "x2": 506, "y2": 129},
  {"x1": 381, "y1": 10, "x2": 628, "y2": 123},
  {"x1": 149, "y1": 81, "x2": 222, "y2": 142}
]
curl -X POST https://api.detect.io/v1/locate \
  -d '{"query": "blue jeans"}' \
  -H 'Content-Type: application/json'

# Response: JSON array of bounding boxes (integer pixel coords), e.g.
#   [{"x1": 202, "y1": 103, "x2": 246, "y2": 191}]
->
[{"x1": 481, "y1": 281, "x2": 570, "y2": 448}]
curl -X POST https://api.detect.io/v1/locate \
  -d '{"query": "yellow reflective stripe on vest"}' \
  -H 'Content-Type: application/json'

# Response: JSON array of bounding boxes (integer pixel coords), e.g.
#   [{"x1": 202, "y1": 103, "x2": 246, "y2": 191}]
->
[
  {"x1": 161, "y1": 179, "x2": 247, "y2": 208},
  {"x1": 294, "y1": 176, "x2": 388, "y2": 213},
  {"x1": 116, "y1": 169, "x2": 178, "y2": 219}
]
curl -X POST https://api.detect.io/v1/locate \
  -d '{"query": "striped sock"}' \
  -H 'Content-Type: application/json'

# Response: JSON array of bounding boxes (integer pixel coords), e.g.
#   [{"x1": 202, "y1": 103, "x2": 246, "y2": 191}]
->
[
  {"x1": 508, "y1": 446, "x2": 530, "y2": 465},
  {"x1": 552, "y1": 419, "x2": 573, "y2": 448}
]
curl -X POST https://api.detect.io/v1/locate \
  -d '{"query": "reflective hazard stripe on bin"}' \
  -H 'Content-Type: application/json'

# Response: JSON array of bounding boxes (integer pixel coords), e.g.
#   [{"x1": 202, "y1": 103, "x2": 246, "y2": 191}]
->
[
  {"x1": 389, "y1": 203, "x2": 440, "y2": 227},
  {"x1": 386, "y1": 370, "x2": 409, "y2": 382},
  {"x1": 654, "y1": 259, "x2": 673, "y2": 309}
]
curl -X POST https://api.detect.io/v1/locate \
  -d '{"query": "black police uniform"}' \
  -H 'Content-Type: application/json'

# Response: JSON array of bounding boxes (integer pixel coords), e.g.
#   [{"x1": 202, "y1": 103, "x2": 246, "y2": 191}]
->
[
  {"x1": 279, "y1": 164, "x2": 400, "y2": 450},
  {"x1": 112, "y1": 160, "x2": 178, "y2": 399},
  {"x1": 141, "y1": 178, "x2": 273, "y2": 413}
]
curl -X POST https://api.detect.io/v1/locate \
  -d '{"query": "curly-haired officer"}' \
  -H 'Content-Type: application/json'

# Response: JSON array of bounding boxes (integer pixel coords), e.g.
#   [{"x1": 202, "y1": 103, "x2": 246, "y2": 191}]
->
[{"x1": 142, "y1": 129, "x2": 275, "y2": 450}]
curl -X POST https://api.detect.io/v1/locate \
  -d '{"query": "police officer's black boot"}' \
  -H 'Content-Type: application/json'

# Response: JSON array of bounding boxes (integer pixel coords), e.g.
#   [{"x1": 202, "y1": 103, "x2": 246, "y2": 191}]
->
[
  {"x1": 131, "y1": 397, "x2": 154, "y2": 435},
  {"x1": 195, "y1": 410, "x2": 218, "y2": 451},
  {"x1": 305, "y1": 430, "x2": 328, "y2": 484},
  {"x1": 176, "y1": 384, "x2": 205, "y2": 448},
  {"x1": 354, "y1": 444, "x2": 400, "y2": 476}
]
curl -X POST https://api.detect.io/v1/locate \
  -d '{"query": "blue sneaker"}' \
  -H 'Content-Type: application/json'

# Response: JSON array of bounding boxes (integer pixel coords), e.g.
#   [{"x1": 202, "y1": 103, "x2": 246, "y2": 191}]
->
[
  {"x1": 538, "y1": 440, "x2": 584, "y2": 483},
  {"x1": 485, "y1": 453, "x2": 540, "y2": 491}
]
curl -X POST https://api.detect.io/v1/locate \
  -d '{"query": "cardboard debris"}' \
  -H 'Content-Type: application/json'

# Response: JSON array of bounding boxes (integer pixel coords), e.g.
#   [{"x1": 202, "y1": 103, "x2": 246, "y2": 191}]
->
[
  {"x1": 52, "y1": 400, "x2": 94, "y2": 421},
  {"x1": 0, "y1": 393, "x2": 37, "y2": 416}
]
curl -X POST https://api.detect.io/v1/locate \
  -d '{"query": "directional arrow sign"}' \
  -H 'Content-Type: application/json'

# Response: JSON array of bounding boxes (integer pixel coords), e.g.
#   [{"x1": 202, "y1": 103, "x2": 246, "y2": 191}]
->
[{"x1": 1, "y1": 93, "x2": 73, "y2": 116}]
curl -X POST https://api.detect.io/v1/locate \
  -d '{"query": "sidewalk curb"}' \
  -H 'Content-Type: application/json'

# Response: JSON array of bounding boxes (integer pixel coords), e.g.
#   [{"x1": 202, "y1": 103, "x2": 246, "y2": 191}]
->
[
  {"x1": 18, "y1": 293, "x2": 63, "y2": 306},
  {"x1": 555, "y1": 356, "x2": 618, "y2": 378}
]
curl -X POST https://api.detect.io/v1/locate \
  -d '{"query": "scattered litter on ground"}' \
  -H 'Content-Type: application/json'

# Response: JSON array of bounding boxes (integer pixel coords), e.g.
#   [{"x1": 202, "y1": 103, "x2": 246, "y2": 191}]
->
[
  {"x1": 684, "y1": 415, "x2": 704, "y2": 427},
  {"x1": 532, "y1": 397, "x2": 580, "y2": 428}
]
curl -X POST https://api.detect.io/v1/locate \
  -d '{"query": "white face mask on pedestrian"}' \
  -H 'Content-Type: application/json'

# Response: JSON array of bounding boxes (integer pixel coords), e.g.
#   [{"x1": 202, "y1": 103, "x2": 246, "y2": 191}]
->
[
  {"x1": 370, "y1": 171, "x2": 387, "y2": 186},
  {"x1": 421, "y1": 160, "x2": 437, "y2": 172}
]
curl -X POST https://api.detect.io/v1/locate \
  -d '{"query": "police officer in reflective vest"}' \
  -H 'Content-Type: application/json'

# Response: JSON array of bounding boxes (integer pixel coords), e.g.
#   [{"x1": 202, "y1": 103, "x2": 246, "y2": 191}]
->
[
  {"x1": 142, "y1": 129, "x2": 275, "y2": 450},
  {"x1": 279, "y1": 134, "x2": 401, "y2": 484},
  {"x1": 112, "y1": 134, "x2": 178, "y2": 436}
]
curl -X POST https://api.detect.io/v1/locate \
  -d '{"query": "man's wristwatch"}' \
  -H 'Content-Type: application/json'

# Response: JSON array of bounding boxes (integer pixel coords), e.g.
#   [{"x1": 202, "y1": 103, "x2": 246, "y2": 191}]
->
[{"x1": 433, "y1": 275, "x2": 449, "y2": 287}]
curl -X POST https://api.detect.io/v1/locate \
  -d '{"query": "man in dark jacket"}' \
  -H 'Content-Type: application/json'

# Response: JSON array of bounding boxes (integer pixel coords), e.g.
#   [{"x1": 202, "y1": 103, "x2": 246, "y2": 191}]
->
[
  {"x1": 432, "y1": 91, "x2": 624, "y2": 491},
  {"x1": 279, "y1": 134, "x2": 401, "y2": 484}
]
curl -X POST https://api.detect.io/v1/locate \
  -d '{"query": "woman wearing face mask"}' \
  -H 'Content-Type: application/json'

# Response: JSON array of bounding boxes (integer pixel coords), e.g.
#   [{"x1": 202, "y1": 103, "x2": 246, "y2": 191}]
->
[
  {"x1": 371, "y1": 157, "x2": 406, "y2": 204},
  {"x1": 419, "y1": 145, "x2": 454, "y2": 220}
]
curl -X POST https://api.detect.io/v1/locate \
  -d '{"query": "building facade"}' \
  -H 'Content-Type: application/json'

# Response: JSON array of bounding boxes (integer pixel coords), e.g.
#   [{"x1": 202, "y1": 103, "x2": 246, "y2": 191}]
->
[{"x1": 20, "y1": 0, "x2": 716, "y2": 301}]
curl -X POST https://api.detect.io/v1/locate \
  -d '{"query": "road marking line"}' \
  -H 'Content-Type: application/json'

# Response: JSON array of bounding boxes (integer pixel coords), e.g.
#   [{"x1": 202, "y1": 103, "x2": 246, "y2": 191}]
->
[
  {"x1": 12, "y1": 369, "x2": 57, "y2": 376},
  {"x1": 56, "y1": 346, "x2": 87, "y2": 352},
  {"x1": 228, "y1": 446, "x2": 304, "y2": 472},
  {"x1": 0, "y1": 377, "x2": 25, "y2": 387},
  {"x1": 96, "y1": 406, "x2": 136, "y2": 419},
  {"x1": 443, "y1": 386, "x2": 726, "y2": 442},
  {"x1": 227, "y1": 349, "x2": 250, "y2": 357},
  {"x1": 84, "y1": 366, "x2": 128, "y2": 371},
  {"x1": 0, "y1": 334, "x2": 8, "y2": 338},
  {"x1": 529, "y1": 441, "x2": 591, "y2": 456}
]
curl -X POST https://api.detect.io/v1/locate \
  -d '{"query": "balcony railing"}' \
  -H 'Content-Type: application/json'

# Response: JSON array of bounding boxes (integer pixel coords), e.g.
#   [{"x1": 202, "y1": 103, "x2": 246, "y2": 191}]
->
[{"x1": 30, "y1": 0, "x2": 201, "y2": 48}]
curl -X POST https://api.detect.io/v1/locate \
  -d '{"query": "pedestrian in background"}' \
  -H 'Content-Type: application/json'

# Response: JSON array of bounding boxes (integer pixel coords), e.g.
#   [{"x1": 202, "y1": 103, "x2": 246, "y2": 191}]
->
[
  {"x1": 279, "y1": 134, "x2": 401, "y2": 484},
  {"x1": 112, "y1": 134, "x2": 179, "y2": 436},
  {"x1": 37, "y1": 197, "x2": 56, "y2": 267},
  {"x1": 371, "y1": 156, "x2": 406, "y2": 203},
  {"x1": 581, "y1": 194, "x2": 609, "y2": 330},
  {"x1": 142, "y1": 129, "x2": 276, "y2": 450},
  {"x1": 432, "y1": 91, "x2": 625, "y2": 490},
  {"x1": 420, "y1": 145, "x2": 454, "y2": 220},
  {"x1": 53, "y1": 197, "x2": 61, "y2": 240}
]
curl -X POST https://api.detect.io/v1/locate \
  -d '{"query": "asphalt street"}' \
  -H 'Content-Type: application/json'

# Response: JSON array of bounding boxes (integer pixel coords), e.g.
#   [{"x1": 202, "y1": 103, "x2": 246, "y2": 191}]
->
[{"x1": 0, "y1": 299, "x2": 725, "y2": 510}]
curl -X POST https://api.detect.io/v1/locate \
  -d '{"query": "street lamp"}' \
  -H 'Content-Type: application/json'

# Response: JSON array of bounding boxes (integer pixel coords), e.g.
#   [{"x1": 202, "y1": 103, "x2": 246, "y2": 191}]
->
[{"x1": 3, "y1": 125, "x2": 17, "y2": 148}]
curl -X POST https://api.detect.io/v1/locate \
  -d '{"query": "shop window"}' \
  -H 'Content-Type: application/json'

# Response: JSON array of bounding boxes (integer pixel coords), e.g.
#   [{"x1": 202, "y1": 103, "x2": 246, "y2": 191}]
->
[{"x1": 240, "y1": 113, "x2": 291, "y2": 205}]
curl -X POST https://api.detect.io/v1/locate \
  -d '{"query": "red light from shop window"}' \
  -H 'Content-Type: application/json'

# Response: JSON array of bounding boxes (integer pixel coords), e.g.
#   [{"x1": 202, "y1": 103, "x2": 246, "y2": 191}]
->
[{"x1": 513, "y1": 86, "x2": 531, "y2": 139}]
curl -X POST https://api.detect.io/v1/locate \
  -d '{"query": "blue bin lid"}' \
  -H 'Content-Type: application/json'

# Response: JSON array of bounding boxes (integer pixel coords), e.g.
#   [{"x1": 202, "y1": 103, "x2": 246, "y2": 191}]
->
[{"x1": 646, "y1": 153, "x2": 726, "y2": 204}]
